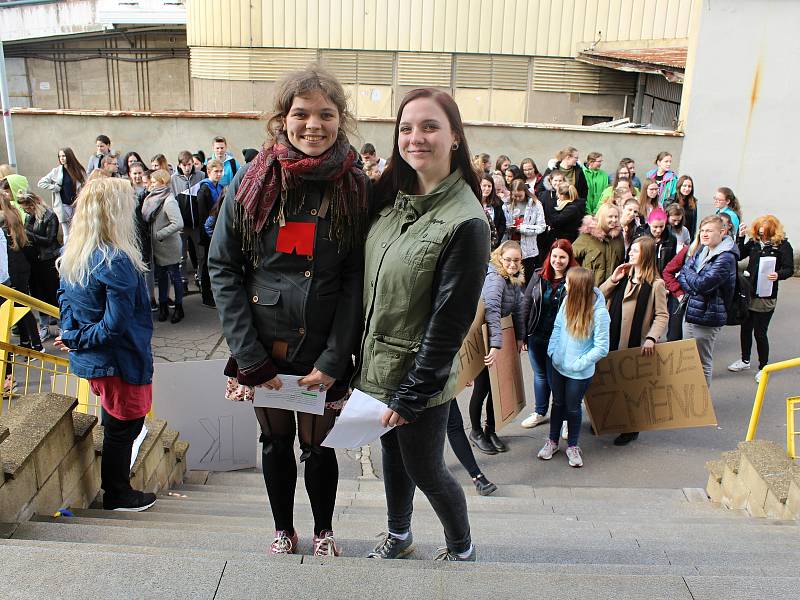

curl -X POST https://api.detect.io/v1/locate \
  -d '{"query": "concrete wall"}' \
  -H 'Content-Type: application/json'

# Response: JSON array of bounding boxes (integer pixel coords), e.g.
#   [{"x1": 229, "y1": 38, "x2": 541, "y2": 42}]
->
[
  {"x1": 0, "y1": 111, "x2": 682, "y2": 190},
  {"x1": 680, "y1": 0, "x2": 800, "y2": 244}
]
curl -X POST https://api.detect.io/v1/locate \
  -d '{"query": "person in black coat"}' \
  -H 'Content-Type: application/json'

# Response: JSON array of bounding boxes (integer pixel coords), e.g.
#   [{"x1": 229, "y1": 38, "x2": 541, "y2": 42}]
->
[
  {"x1": 728, "y1": 215, "x2": 794, "y2": 381},
  {"x1": 18, "y1": 193, "x2": 62, "y2": 338},
  {"x1": 643, "y1": 207, "x2": 677, "y2": 276},
  {"x1": 479, "y1": 174, "x2": 506, "y2": 250},
  {"x1": 546, "y1": 181, "x2": 586, "y2": 244}
]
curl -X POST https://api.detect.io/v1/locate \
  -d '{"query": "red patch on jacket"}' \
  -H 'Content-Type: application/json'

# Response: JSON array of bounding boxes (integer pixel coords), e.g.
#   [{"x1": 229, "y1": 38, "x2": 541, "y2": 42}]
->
[{"x1": 275, "y1": 222, "x2": 316, "y2": 256}]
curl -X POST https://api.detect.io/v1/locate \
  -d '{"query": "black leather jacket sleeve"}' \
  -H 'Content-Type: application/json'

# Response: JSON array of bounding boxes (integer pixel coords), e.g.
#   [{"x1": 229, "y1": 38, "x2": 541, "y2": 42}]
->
[{"x1": 388, "y1": 217, "x2": 490, "y2": 422}]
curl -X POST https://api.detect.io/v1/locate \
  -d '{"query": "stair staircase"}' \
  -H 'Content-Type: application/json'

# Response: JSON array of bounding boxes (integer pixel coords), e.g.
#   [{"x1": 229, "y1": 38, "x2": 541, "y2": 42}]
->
[{"x1": 0, "y1": 469, "x2": 798, "y2": 599}]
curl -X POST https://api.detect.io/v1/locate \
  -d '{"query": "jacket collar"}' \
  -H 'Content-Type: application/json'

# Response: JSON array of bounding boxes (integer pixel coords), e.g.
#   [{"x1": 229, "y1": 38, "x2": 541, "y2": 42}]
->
[
  {"x1": 697, "y1": 235, "x2": 735, "y2": 270},
  {"x1": 397, "y1": 170, "x2": 464, "y2": 216}
]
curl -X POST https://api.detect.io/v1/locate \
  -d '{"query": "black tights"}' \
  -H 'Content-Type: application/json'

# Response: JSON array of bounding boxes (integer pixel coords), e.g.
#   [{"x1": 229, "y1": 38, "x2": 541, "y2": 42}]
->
[
  {"x1": 447, "y1": 401, "x2": 481, "y2": 478},
  {"x1": 740, "y1": 309, "x2": 775, "y2": 370},
  {"x1": 468, "y1": 368, "x2": 495, "y2": 433},
  {"x1": 255, "y1": 406, "x2": 338, "y2": 536}
]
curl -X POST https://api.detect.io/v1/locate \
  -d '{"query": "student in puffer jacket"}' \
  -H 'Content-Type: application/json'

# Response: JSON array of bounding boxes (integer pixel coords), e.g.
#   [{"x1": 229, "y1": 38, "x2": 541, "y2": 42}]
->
[
  {"x1": 468, "y1": 240, "x2": 525, "y2": 456},
  {"x1": 678, "y1": 214, "x2": 738, "y2": 387}
]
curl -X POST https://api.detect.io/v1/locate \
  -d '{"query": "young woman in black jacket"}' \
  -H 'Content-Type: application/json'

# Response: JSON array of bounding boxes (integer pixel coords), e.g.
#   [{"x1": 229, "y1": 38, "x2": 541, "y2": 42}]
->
[
  {"x1": 479, "y1": 174, "x2": 506, "y2": 250},
  {"x1": 728, "y1": 215, "x2": 794, "y2": 382},
  {"x1": 18, "y1": 192, "x2": 62, "y2": 339},
  {"x1": 519, "y1": 239, "x2": 578, "y2": 429}
]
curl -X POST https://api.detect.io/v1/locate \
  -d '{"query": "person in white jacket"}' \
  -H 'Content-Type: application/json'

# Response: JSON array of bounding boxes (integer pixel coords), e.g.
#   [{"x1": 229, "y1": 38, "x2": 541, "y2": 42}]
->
[
  {"x1": 507, "y1": 179, "x2": 546, "y2": 276},
  {"x1": 37, "y1": 147, "x2": 86, "y2": 242}
]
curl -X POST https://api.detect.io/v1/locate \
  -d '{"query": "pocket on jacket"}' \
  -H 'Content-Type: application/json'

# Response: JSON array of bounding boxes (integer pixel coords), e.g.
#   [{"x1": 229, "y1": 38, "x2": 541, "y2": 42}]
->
[
  {"x1": 403, "y1": 224, "x2": 447, "y2": 271},
  {"x1": 366, "y1": 334, "x2": 419, "y2": 390}
]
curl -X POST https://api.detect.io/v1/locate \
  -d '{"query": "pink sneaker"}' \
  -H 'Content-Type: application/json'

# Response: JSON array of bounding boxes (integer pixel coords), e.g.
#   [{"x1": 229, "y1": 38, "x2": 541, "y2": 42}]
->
[
  {"x1": 313, "y1": 530, "x2": 341, "y2": 557},
  {"x1": 269, "y1": 529, "x2": 298, "y2": 556}
]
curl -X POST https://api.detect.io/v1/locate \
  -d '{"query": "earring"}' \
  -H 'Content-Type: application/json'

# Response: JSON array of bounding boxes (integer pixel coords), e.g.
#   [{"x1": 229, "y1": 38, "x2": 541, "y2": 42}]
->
[{"x1": 452, "y1": 142, "x2": 459, "y2": 151}]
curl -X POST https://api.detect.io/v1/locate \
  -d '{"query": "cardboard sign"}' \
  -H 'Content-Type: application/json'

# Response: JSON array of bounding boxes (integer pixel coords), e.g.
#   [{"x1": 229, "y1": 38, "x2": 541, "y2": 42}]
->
[
  {"x1": 583, "y1": 339, "x2": 717, "y2": 435},
  {"x1": 454, "y1": 301, "x2": 487, "y2": 396},
  {"x1": 486, "y1": 315, "x2": 526, "y2": 431}
]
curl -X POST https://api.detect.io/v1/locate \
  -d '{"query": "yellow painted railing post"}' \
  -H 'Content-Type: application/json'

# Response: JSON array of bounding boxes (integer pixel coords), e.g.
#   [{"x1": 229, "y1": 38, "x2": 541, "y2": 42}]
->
[
  {"x1": 744, "y1": 356, "x2": 800, "y2": 447},
  {"x1": 76, "y1": 378, "x2": 92, "y2": 415},
  {"x1": 788, "y1": 397, "x2": 799, "y2": 460}
]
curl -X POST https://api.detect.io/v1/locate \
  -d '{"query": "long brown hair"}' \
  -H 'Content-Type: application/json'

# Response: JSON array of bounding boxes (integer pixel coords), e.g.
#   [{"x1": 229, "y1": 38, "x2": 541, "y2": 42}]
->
[
  {"x1": 376, "y1": 88, "x2": 480, "y2": 202},
  {"x1": 564, "y1": 267, "x2": 595, "y2": 339},
  {"x1": 509, "y1": 178, "x2": 533, "y2": 212},
  {"x1": 674, "y1": 175, "x2": 696, "y2": 210},
  {"x1": 638, "y1": 178, "x2": 659, "y2": 216},
  {"x1": 0, "y1": 182, "x2": 28, "y2": 251},
  {"x1": 59, "y1": 147, "x2": 86, "y2": 186},
  {"x1": 630, "y1": 236, "x2": 658, "y2": 285}
]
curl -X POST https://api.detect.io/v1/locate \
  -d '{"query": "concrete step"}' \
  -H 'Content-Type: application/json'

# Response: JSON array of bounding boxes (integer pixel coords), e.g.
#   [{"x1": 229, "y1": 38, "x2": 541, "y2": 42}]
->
[
  {"x1": 2, "y1": 537, "x2": 798, "y2": 581},
  {"x1": 66, "y1": 506, "x2": 797, "y2": 538},
  {"x1": 12, "y1": 520, "x2": 800, "y2": 571},
  {"x1": 32, "y1": 513, "x2": 800, "y2": 551},
  {"x1": 4, "y1": 540, "x2": 799, "y2": 600}
]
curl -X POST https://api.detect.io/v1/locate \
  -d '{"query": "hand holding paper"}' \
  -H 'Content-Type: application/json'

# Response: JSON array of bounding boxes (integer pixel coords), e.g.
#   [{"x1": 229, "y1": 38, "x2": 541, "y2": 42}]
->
[{"x1": 322, "y1": 389, "x2": 394, "y2": 448}]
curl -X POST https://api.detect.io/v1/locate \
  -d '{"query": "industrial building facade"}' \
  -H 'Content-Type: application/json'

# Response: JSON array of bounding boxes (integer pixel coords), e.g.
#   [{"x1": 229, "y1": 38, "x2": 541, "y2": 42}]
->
[{"x1": 3, "y1": 0, "x2": 694, "y2": 128}]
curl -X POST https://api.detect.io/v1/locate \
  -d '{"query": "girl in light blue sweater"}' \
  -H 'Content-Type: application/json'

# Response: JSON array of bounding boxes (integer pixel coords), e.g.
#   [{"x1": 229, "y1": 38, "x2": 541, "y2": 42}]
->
[{"x1": 539, "y1": 267, "x2": 610, "y2": 467}]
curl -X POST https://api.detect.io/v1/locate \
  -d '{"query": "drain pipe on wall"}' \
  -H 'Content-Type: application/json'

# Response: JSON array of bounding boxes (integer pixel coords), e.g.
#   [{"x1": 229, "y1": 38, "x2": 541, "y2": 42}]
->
[{"x1": 0, "y1": 42, "x2": 17, "y2": 169}]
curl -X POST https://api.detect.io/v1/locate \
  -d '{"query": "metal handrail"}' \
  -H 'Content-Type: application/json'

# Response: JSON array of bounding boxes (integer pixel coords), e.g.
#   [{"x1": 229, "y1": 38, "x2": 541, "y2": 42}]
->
[
  {"x1": 745, "y1": 357, "x2": 800, "y2": 448},
  {"x1": 0, "y1": 284, "x2": 95, "y2": 415},
  {"x1": 0, "y1": 283, "x2": 59, "y2": 318}
]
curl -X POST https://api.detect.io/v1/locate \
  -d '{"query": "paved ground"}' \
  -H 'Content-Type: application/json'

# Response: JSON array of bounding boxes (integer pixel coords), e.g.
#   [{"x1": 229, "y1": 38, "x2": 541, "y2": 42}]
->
[{"x1": 145, "y1": 278, "x2": 800, "y2": 491}]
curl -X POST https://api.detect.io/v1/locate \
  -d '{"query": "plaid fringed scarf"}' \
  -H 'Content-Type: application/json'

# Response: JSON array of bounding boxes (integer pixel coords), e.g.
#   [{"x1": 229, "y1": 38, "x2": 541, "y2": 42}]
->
[{"x1": 233, "y1": 132, "x2": 369, "y2": 264}]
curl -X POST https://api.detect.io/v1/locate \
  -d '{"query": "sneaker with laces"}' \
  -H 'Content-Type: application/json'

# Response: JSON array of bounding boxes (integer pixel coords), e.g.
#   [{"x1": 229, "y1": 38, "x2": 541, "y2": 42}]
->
[
  {"x1": 312, "y1": 530, "x2": 341, "y2": 557},
  {"x1": 755, "y1": 370, "x2": 762, "y2": 383},
  {"x1": 560, "y1": 421, "x2": 568, "y2": 440},
  {"x1": 520, "y1": 412, "x2": 549, "y2": 428},
  {"x1": 728, "y1": 359, "x2": 751, "y2": 372},
  {"x1": 566, "y1": 446, "x2": 583, "y2": 468},
  {"x1": 103, "y1": 490, "x2": 157, "y2": 512},
  {"x1": 367, "y1": 532, "x2": 414, "y2": 559},
  {"x1": 537, "y1": 439, "x2": 559, "y2": 460},
  {"x1": 433, "y1": 546, "x2": 476, "y2": 562},
  {"x1": 269, "y1": 529, "x2": 299, "y2": 556}
]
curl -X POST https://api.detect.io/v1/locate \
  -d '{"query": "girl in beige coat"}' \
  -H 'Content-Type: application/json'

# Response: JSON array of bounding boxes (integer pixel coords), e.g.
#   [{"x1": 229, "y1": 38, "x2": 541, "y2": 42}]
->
[{"x1": 600, "y1": 235, "x2": 668, "y2": 446}]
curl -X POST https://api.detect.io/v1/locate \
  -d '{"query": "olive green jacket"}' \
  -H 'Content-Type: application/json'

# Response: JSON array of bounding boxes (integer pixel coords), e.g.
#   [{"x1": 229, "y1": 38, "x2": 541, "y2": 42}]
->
[{"x1": 353, "y1": 171, "x2": 490, "y2": 420}]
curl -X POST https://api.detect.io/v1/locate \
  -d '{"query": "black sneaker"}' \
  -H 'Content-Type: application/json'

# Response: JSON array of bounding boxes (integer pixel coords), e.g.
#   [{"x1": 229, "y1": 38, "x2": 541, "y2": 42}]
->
[
  {"x1": 104, "y1": 490, "x2": 157, "y2": 512},
  {"x1": 167, "y1": 298, "x2": 175, "y2": 308},
  {"x1": 367, "y1": 532, "x2": 414, "y2": 559},
  {"x1": 150, "y1": 299, "x2": 158, "y2": 312},
  {"x1": 472, "y1": 474, "x2": 497, "y2": 496},
  {"x1": 433, "y1": 545, "x2": 477, "y2": 562}
]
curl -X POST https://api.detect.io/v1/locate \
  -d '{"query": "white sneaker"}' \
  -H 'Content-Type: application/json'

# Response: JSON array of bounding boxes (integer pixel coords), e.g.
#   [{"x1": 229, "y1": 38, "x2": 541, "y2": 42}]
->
[
  {"x1": 537, "y1": 439, "x2": 559, "y2": 460},
  {"x1": 754, "y1": 370, "x2": 762, "y2": 383},
  {"x1": 728, "y1": 359, "x2": 751, "y2": 372},
  {"x1": 566, "y1": 446, "x2": 583, "y2": 468},
  {"x1": 560, "y1": 421, "x2": 568, "y2": 440},
  {"x1": 520, "y1": 412, "x2": 549, "y2": 428}
]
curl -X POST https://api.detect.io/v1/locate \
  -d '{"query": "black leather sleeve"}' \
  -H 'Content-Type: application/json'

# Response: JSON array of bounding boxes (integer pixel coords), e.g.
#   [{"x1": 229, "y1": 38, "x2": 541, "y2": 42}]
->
[{"x1": 388, "y1": 217, "x2": 490, "y2": 422}]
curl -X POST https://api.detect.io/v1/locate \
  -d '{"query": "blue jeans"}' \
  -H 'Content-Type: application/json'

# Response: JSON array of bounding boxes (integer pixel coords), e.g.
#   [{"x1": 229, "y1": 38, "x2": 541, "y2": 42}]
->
[
  {"x1": 546, "y1": 360, "x2": 592, "y2": 447},
  {"x1": 527, "y1": 336, "x2": 551, "y2": 415},
  {"x1": 155, "y1": 263, "x2": 183, "y2": 305}
]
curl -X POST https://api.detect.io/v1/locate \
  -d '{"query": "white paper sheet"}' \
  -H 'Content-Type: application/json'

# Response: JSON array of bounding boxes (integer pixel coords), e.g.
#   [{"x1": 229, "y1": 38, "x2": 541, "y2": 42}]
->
[
  {"x1": 130, "y1": 424, "x2": 148, "y2": 469},
  {"x1": 322, "y1": 389, "x2": 394, "y2": 448},
  {"x1": 253, "y1": 375, "x2": 325, "y2": 415},
  {"x1": 756, "y1": 256, "x2": 776, "y2": 297}
]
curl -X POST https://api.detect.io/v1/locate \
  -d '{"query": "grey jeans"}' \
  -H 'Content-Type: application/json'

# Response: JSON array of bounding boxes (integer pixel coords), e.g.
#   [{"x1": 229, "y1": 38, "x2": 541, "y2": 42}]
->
[
  {"x1": 683, "y1": 320, "x2": 722, "y2": 387},
  {"x1": 380, "y1": 400, "x2": 472, "y2": 554}
]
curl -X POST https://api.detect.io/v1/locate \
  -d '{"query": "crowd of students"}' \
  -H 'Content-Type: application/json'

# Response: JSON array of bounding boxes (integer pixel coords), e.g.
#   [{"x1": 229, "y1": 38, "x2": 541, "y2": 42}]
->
[{"x1": 0, "y1": 64, "x2": 794, "y2": 563}]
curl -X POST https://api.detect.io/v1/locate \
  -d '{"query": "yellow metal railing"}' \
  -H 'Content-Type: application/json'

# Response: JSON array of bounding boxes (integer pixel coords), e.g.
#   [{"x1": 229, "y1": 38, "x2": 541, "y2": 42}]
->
[
  {"x1": 0, "y1": 284, "x2": 97, "y2": 415},
  {"x1": 745, "y1": 356, "x2": 800, "y2": 457},
  {"x1": 788, "y1": 397, "x2": 799, "y2": 459}
]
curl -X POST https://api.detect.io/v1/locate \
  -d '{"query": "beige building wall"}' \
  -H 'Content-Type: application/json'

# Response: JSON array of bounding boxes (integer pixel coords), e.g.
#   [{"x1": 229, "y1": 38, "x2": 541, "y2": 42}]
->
[
  {"x1": 185, "y1": 0, "x2": 693, "y2": 125},
  {"x1": 187, "y1": 0, "x2": 696, "y2": 56},
  {"x1": 6, "y1": 32, "x2": 190, "y2": 111},
  {"x1": 1, "y1": 111, "x2": 682, "y2": 195}
]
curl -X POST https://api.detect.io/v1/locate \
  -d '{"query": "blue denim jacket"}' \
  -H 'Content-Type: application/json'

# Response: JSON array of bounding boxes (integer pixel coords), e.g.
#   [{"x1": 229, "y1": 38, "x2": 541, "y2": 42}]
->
[{"x1": 58, "y1": 249, "x2": 154, "y2": 384}]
